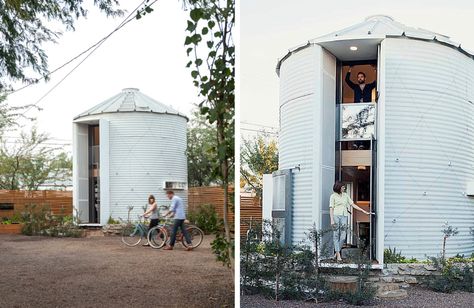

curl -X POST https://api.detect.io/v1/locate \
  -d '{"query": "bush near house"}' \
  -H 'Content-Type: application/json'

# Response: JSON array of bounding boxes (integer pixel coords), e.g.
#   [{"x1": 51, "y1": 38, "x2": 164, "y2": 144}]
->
[
  {"x1": 20, "y1": 204, "x2": 83, "y2": 237},
  {"x1": 241, "y1": 220, "x2": 376, "y2": 305},
  {"x1": 187, "y1": 204, "x2": 221, "y2": 234},
  {"x1": 424, "y1": 256, "x2": 474, "y2": 293}
]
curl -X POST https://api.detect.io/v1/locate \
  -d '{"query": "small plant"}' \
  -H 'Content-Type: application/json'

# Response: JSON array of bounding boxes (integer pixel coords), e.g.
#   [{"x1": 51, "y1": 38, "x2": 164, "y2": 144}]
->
[
  {"x1": 107, "y1": 216, "x2": 120, "y2": 224},
  {"x1": 384, "y1": 247, "x2": 419, "y2": 263},
  {"x1": 188, "y1": 204, "x2": 221, "y2": 234},
  {"x1": 441, "y1": 222, "x2": 459, "y2": 262},
  {"x1": 211, "y1": 232, "x2": 233, "y2": 268}
]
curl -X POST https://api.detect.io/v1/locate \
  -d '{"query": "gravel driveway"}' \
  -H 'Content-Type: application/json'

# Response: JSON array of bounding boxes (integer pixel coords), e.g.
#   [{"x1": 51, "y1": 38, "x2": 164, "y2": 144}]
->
[
  {"x1": 241, "y1": 286, "x2": 474, "y2": 308},
  {"x1": 0, "y1": 234, "x2": 233, "y2": 308}
]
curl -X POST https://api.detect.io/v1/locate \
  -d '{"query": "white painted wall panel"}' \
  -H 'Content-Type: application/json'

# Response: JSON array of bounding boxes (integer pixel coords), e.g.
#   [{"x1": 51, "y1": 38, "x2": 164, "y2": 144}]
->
[
  {"x1": 279, "y1": 45, "x2": 336, "y2": 245},
  {"x1": 99, "y1": 119, "x2": 110, "y2": 225},
  {"x1": 279, "y1": 46, "x2": 319, "y2": 244},
  {"x1": 75, "y1": 112, "x2": 187, "y2": 223},
  {"x1": 382, "y1": 38, "x2": 474, "y2": 259},
  {"x1": 72, "y1": 123, "x2": 89, "y2": 222}
]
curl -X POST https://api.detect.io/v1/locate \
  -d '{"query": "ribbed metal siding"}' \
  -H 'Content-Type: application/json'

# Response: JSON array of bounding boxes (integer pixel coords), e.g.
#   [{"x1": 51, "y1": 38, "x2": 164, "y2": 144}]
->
[
  {"x1": 78, "y1": 112, "x2": 187, "y2": 222},
  {"x1": 382, "y1": 38, "x2": 474, "y2": 259},
  {"x1": 280, "y1": 46, "x2": 319, "y2": 244}
]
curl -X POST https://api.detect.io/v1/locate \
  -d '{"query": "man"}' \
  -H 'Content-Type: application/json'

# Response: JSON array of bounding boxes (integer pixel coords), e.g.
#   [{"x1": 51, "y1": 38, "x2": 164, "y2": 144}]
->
[
  {"x1": 163, "y1": 190, "x2": 193, "y2": 251},
  {"x1": 345, "y1": 66, "x2": 377, "y2": 103}
]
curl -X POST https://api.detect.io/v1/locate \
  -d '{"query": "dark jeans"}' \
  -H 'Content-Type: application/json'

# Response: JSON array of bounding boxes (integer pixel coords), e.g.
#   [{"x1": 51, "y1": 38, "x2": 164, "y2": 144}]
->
[
  {"x1": 169, "y1": 219, "x2": 191, "y2": 246},
  {"x1": 148, "y1": 218, "x2": 159, "y2": 231}
]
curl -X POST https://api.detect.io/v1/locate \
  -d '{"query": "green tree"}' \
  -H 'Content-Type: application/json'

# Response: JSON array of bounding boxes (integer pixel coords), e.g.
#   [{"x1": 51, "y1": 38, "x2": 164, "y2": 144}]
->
[
  {"x1": 184, "y1": 0, "x2": 234, "y2": 268},
  {"x1": 0, "y1": 127, "x2": 72, "y2": 190},
  {"x1": 240, "y1": 135, "x2": 279, "y2": 202},
  {"x1": 0, "y1": 0, "x2": 123, "y2": 90},
  {"x1": 187, "y1": 107, "x2": 220, "y2": 187}
]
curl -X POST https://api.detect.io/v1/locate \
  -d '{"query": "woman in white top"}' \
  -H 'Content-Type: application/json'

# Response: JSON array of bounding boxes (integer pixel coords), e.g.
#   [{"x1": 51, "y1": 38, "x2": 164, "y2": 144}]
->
[
  {"x1": 142, "y1": 195, "x2": 159, "y2": 246},
  {"x1": 329, "y1": 181, "x2": 370, "y2": 261}
]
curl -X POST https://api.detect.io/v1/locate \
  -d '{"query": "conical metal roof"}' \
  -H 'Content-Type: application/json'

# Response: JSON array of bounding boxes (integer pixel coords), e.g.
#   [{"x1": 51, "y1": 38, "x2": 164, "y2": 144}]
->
[
  {"x1": 311, "y1": 15, "x2": 454, "y2": 44},
  {"x1": 277, "y1": 15, "x2": 474, "y2": 75},
  {"x1": 74, "y1": 88, "x2": 187, "y2": 120}
]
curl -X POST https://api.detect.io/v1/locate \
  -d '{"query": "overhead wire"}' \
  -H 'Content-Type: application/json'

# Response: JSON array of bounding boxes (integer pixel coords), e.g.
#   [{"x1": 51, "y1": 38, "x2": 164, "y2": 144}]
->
[{"x1": 14, "y1": 0, "x2": 158, "y2": 116}]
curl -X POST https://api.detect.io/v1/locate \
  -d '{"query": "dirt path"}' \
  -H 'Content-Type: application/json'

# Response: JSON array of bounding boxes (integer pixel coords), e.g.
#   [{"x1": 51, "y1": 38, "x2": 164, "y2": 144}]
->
[
  {"x1": 241, "y1": 286, "x2": 474, "y2": 307},
  {"x1": 0, "y1": 234, "x2": 233, "y2": 308}
]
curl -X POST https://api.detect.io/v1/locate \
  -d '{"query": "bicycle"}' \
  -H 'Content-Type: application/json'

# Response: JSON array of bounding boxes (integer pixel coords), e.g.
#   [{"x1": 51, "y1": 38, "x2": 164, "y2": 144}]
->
[
  {"x1": 121, "y1": 215, "x2": 155, "y2": 247},
  {"x1": 148, "y1": 218, "x2": 204, "y2": 249}
]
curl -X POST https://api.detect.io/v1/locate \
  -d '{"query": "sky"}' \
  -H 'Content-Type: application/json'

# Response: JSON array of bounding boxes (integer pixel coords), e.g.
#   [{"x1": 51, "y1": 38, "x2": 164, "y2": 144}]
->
[
  {"x1": 240, "y1": 0, "x2": 474, "y2": 135},
  {"x1": 5, "y1": 1, "x2": 200, "y2": 150}
]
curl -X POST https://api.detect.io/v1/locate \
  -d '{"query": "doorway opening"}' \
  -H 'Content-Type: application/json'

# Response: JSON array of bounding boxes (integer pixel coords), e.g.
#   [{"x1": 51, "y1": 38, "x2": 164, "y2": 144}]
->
[
  {"x1": 88, "y1": 125, "x2": 100, "y2": 223},
  {"x1": 335, "y1": 59, "x2": 378, "y2": 262}
]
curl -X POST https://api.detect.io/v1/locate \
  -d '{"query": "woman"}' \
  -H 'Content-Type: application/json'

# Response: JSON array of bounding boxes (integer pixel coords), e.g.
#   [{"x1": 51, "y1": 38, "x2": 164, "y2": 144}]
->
[
  {"x1": 329, "y1": 181, "x2": 370, "y2": 261},
  {"x1": 142, "y1": 194, "x2": 159, "y2": 246}
]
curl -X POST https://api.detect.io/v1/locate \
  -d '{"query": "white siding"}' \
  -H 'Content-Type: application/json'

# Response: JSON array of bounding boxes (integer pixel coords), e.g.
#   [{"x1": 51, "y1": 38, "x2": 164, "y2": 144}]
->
[
  {"x1": 72, "y1": 123, "x2": 89, "y2": 222},
  {"x1": 279, "y1": 45, "x2": 336, "y2": 245},
  {"x1": 99, "y1": 119, "x2": 110, "y2": 225},
  {"x1": 75, "y1": 112, "x2": 187, "y2": 223},
  {"x1": 382, "y1": 38, "x2": 474, "y2": 259}
]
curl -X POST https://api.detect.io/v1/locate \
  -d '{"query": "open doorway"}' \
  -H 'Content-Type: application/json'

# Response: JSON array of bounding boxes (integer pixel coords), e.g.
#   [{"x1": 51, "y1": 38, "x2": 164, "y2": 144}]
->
[{"x1": 88, "y1": 125, "x2": 100, "y2": 223}]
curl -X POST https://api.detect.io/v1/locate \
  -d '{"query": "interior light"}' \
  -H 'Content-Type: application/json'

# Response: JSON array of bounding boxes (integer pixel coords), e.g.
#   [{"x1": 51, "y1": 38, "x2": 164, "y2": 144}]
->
[
  {"x1": 357, "y1": 165, "x2": 366, "y2": 170},
  {"x1": 350, "y1": 46, "x2": 358, "y2": 51}
]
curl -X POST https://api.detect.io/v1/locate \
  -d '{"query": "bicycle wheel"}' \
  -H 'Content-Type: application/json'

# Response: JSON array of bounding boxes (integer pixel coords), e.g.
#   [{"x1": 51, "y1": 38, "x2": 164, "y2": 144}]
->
[
  {"x1": 182, "y1": 226, "x2": 204, "y2": 248},
  {"x1": 121, "y1": 223, "x2": 142, "y2": 246},
  {"x1": 148, "y1": 226, "x2": 167, "y2": 249}
]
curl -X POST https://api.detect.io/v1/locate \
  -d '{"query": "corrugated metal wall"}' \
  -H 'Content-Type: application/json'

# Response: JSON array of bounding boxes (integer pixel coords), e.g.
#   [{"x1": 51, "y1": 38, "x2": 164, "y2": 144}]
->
[
  {"x1": 382, "y1": 38, "x2": 474, "y2": 259},
  {"x1": 76, "y1": 112, "x2": 188, "y2": 223},
  {"x1": 279, "y1": 46, "x2": 319, "y2": 244},
  {"x1": 279, "y1": 45, "x2": 336, "y2": 245}
]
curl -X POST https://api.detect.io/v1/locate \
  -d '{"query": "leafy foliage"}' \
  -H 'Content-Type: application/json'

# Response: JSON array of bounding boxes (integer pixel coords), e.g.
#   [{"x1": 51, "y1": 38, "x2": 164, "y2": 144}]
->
[
  {"x1": 0, "y1": 127, "x2": 72, "y2": 190},
  {"x1": 241, "y1": 220, "x2": 376, "y2": 304},
  {"x1": 0, "y1": 0, "x2": 123, "y2": 90},
  {"x1": 425, "y1": 256, "x2": 474, "y2": 293},
  {"x1": 441, "y1": 222, "x2": 459, "y2": 261},
  {"x1": 187, "y1": 203, "x2": 221, "y2": 234},
  {"x1": 240, "y1": 135, "x2": 278, "y2": 201},
  {"x1": 187, "y1": 108, "x2": 220, "y2": 186},
  {"x1": 20, "y1": 204, "x2": 82, "y2": 237},
  {"x1": 211, "y1": 232, "x2": 233, "y2": 268},
  {"x1": 384, "y1": 247, "x2": 419, "y2": 263},
  {"x1": 184, "y1": 0, "x2": 235, "y2": 268}
]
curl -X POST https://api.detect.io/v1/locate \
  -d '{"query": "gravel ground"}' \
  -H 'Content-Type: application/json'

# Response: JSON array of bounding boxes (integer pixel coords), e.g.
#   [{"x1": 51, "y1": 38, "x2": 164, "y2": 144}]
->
[
  {"x1": 0, "y1": 234, "x2": 233, "y2": 308},
  {"x1": 241, "y1": 286, "x2": 474, "y2": 308}
]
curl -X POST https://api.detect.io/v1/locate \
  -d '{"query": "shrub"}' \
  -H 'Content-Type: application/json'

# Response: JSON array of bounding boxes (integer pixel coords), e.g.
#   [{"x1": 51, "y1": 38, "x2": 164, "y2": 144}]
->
[
  {"x1": 187, "y1": 204, "x2": 221, "y2": 234},
  {"x1": 107, "y1": 216, "x2": 120, "y2": 224},
  {"x1": 425, "y1": 256, "x2": 474, "y2": 293},
  {"x1": 384, "y1": 247, "x2": 419, "y2": 263},
  {"x1": 240, "y1": 220, "x2": 375, "y2": 304},
  {"x1": 20, "y1": 204, "x2": 83, "y2": 237}
]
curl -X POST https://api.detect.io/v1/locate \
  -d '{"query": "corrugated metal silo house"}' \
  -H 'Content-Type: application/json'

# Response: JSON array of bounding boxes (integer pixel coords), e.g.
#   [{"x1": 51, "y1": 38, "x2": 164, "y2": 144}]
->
[
  {"x1": 267, "y1": 15, "x2": 474, "y2": 264},
  {"x1": 72, "y1": 88, "x2": 188, "y2": 226}
]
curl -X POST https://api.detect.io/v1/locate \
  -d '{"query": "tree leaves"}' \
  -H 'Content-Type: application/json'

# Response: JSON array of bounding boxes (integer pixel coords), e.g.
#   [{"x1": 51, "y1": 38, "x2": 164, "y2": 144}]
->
[{"x1": 0, "y1": 0, "x2": 124, "y2": 90}]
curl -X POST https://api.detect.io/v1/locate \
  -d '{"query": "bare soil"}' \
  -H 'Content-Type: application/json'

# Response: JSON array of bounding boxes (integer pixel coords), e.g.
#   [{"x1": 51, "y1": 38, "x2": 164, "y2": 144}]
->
[
  {"x1": 0, "y1": 234, "x2": 233, "y2": 308},
  {"x1": 241, "y1": 286, "x2": 474, "y2": 307}
]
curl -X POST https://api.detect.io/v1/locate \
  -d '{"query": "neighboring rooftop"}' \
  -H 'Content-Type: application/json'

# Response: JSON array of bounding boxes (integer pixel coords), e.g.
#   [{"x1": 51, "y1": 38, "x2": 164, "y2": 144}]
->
[{"x1": 74, "y1": 88, "x2": 187, "y2": 120}]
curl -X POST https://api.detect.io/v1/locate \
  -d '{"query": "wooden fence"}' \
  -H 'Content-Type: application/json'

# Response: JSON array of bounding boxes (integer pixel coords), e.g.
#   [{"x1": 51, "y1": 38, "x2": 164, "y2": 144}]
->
[
  {"x1": 0, "y1": 190, "x2": 72, "y2": 218},
  {"x1": 240, "y1": 196, "x2": 262, "y2": 237},
  {"x1": 188, "y1": 186, "x2": 235, "y2": 226}
]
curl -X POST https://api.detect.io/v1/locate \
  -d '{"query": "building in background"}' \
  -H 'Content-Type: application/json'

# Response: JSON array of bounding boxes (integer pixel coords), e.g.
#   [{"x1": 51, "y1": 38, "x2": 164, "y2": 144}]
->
[{"x1": 73, "y1": 88, "x2": 188, "y2": 225}]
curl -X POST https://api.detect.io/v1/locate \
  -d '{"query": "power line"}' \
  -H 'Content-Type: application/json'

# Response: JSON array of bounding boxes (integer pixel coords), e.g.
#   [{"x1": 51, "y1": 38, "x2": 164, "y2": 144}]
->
[
  {"x1": 241, "y1": 127, "x2": 278, "y2": 135},
  {"x1": 241, "y1": 121, "x2": 278, "y2": 130},
  {"x1": 16, "y1": 0, "x2": 157, "y2": 116},
  {"x1": 7, "y1": 0, "x2": 152, "y2": 96}
]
